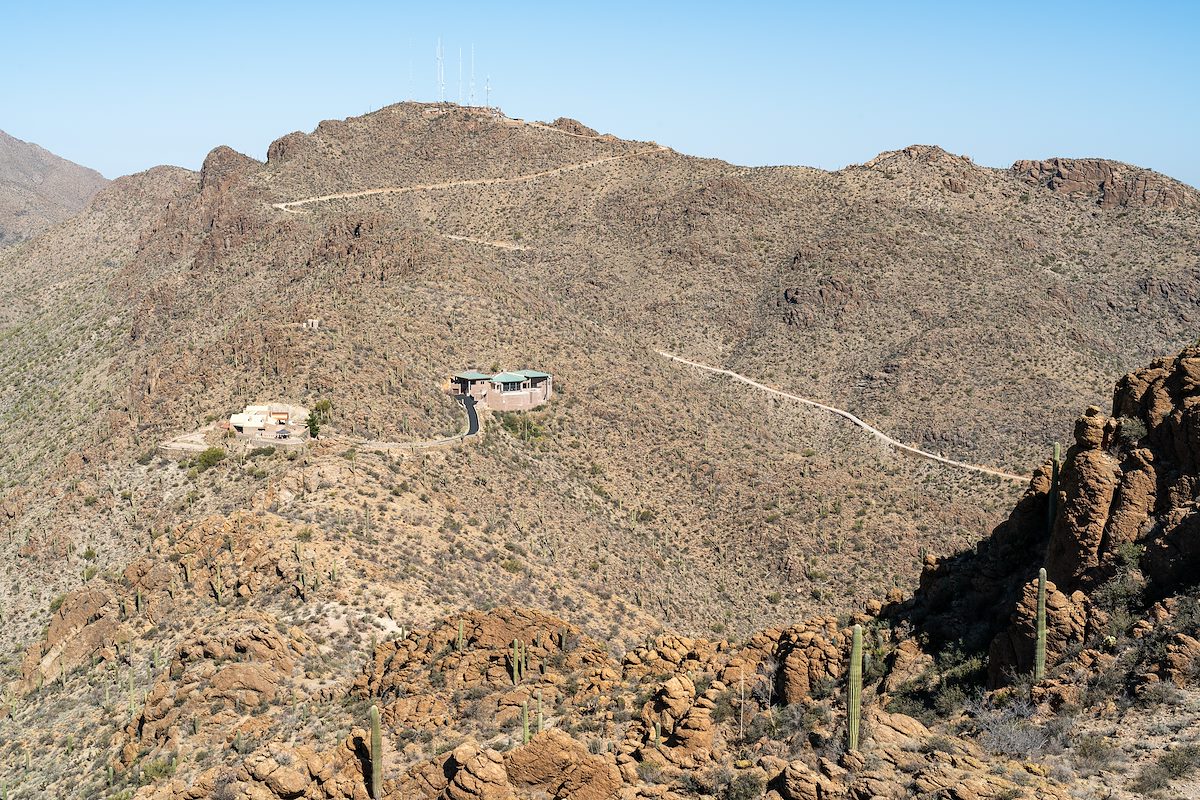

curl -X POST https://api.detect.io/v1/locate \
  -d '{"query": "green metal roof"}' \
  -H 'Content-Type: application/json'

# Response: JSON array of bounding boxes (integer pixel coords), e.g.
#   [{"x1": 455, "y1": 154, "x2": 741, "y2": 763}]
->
[
  {"x1": 454, "y1": 371, "x2": 491, "y2": 381},
  {"x1": 490, "y1": 371, "x2": 527, "y2": 383},
  {"x1": 516, "y1": 369, "x2": 551, "y2": 378}
]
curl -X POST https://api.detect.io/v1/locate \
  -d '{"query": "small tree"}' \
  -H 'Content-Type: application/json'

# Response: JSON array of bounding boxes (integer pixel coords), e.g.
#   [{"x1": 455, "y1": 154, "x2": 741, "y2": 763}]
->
[{"x1": 306, "y1": 414, "x2": 320, "y2": 439}]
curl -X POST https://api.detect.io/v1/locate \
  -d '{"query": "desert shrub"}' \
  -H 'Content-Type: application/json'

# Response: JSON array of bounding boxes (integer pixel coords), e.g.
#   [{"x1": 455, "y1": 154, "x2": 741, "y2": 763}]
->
[
  {"x1": 1137, "y1": 679, "x2": 1185, "y2": 707},
  {"x1": 1115, "y1": 416, "x2": 1148, "y2": 447},
  {"x1": 933, "y1": 683, "x2": 969, "y2": 717},
  {"x1": 886, "y1": 687, "x2": 935, "y2": 727},
  {"x1": 710, "y1": 690, "x2": 737, "y2": 723},
  {"x1": 886, "y1": 642, "x2": 984, "y2": 724},
  {"x1": 1159, "y1": 744, "x2": 1200, "y2": 778},
  {"x1": 1093, "y1": 572, "x2": 1144, "y2": 636},
  {"x1": 722, "y1": 773, "x2": 766, "y2": 800},
  {"x1": 920, "y1": 735, "x2": 958, "y2": 754},
  {"x1": 809, "y1": 675, "x2": 835, "y2": 700},
  {"x1": 211, "y1": 772, "x2": 239, "y2": 800},
  {"x1": 195, "y1": 447, "x2": 226, "y2": 473},
  {"x1": 965, "y1": 697, "x2": 1064, "y2": 759},
  {"x1": 139, "y1": 755, "x2": 177, "y2": 782},
  {"x1": 773, "y1": 701, "x2": 830, "y2": 739},
  {"x1": 1070, "y1": 733, "x2": 1116, "y2": 774},
  {"x1": 635, "y1": 759, "x2": 664, "y2": 783},
  {"x1": 1130, "y1": 763, "x2": 1172, "y2": 794}
]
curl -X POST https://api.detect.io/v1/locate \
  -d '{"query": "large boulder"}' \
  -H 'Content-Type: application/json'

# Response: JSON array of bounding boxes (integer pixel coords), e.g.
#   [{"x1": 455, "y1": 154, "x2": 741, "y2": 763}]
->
[{"x1": 504, "y1": 729, "x2": 621, "y2": 800}]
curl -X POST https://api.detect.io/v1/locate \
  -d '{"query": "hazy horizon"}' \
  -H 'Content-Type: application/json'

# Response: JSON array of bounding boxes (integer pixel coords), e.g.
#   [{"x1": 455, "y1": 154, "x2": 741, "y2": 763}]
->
[{"x1": 4, "y1": 0, "x2": 1198, "y2": 187}]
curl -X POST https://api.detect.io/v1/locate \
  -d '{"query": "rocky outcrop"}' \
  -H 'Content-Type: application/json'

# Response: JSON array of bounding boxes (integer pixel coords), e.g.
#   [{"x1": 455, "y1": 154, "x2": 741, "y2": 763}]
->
[
  {"x1": 1012, "y1": 157, "x2": 1200, "y2": 209},
  {"x1": 18, "y1": 585, "x2": 122, "y2": 691},
  {"x1": 549, "y1": 118, "x2": 599, "y2": 137},
  {"x1": 504, "y1": 730, "x2": 621, "y2": 799},
  {"x1": 198, "y1": 145, "x2": 261, "y2": 192},
  {"x1": 629, "y1": 674, "x2": 716, "y2": 769},
  {"x1": 120, "y1": 615, "x2": 309, "y2": 763},
  {"x1": 974, "y1": 347, "x2": 1200, "y2": 684},
  {"x1": 987, "y1": 575, "x2": 1092, "y2": 682}
]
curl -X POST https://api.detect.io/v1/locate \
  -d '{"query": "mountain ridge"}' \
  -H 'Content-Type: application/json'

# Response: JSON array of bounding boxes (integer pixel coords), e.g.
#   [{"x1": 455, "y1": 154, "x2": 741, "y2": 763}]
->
[
  {"x1": 1, "y1": 102, "x2": 1198, "y2": 654},
  {"x1": 0, "y1": 128, "x2": 108, "y2": 247}
]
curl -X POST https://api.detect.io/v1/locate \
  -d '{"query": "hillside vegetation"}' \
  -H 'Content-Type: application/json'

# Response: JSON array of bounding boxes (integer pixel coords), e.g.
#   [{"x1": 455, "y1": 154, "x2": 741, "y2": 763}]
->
[{"x1": 0, "y1": 102, "x2": 1199, "y2": 799}]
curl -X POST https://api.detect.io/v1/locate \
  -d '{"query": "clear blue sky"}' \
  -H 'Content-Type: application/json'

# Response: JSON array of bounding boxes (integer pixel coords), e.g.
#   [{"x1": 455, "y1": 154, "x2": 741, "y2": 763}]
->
[{"x1": 4, "y1": 1, "x2": 1198, "y2": 187}]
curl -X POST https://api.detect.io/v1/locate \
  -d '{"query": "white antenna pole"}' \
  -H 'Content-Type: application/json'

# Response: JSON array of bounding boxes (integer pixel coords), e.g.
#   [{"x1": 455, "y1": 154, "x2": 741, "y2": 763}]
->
[
  {"x1": 437, "y1": 38, "x2": 444, "y2": 102},
  {"x1": 486, "y1": 75, "x2": 491, "y2": 108},
  {"x1": 458, "y1": 48, "x2": 463, "y2": 105},
  {"x1": 469, "y1": 44, "x2": 475, "y2": 106}
]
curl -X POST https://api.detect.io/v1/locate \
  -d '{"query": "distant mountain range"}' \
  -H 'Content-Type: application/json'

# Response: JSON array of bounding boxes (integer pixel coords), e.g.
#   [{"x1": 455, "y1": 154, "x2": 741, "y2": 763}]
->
[{"x1": 0, "y1": 129, "x2": 107, "y2": 248}]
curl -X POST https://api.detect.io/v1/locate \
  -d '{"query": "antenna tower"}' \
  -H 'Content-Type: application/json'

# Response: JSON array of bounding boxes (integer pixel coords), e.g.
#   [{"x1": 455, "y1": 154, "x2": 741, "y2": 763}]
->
[
  {"x1": 485, "y1": 75, "x2": 491, "y2": 108},
  {"x1": 469, "y1": 44, "x2": 475, "y2": 106},
  {"x1": 458, "y1": 48, "x2": 463, "y2": 105},
  {"x1": 436, "y1": 38, "x2": 445, "y2": 102}
]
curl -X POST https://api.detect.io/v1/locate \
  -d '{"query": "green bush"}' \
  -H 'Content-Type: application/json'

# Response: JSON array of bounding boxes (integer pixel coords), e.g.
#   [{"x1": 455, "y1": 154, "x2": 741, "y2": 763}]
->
[
  {"x1": 1115, "y1": 416, "x2": 1148, "y2": 446},
  {"x1": 195, "y1": 447, "x2": 226, "y2": 473}
]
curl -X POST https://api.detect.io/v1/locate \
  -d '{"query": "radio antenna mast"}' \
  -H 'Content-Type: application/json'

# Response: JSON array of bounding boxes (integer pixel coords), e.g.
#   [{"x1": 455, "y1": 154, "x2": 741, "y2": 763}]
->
[
  {"x1": 458, "y1": 48, "x2": 463, "y2": 105},
  {"x1": 436, "y1": 38, "x2": 445, "y2": 102},
  {"x1": 469, "y1": 44, "x2": 475, "y2": 105},
  {"x1": 485, "y1": 75, "x2": 491, "y2": 108}
]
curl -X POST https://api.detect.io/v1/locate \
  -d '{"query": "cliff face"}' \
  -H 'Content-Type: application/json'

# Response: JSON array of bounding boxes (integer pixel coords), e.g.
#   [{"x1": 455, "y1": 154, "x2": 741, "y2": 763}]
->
[
  {"x1": 1012, "y1": 157, "x2": 1200, "y2": 210},
  {"x1": 907, "y1": 346, "x2": 1200, "y2": 686}
]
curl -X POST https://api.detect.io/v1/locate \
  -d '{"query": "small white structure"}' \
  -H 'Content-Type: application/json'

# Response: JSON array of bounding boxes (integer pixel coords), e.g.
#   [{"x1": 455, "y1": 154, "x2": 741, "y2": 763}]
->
[
  {"x1": 230, "y1": 405, "x2": 270, "y2": 433},
  {"x1": 304, "y1": 319, "x2": 321, "y2": 329},
  {"x1": 229, "y1": 404, "x2": 307, "y2": 435}
]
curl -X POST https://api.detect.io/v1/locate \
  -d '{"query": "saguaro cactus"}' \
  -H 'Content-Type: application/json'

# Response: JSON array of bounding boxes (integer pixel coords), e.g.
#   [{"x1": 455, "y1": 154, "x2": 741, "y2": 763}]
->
[
  {"x1": 847, "y1": 624, "x2": 863, "y2": 752},
  {"x1": 1034, "y1": 567, "x2": 1048, "y2": 681},
  {"x1": 369, "y1": 704, "x2": 382, "y2": 799},
  {"x1": 127, "y1": 661, "x2": 136, "y2": 720},
  {"x1": 211, "y1": 564, "x2": 224, "y2": 605},
  {"x1": 1047, "y1": 442, "x2": 1061, "y2": 536},
  {"x1": 521, "y1": 700, "x2": 530, "y2": 745},
  {"x1": 511, "y1": 639, "x2": 527, "y2": 684},
  {"x1": 457, "y1": 620, "x2": 465, "y2": 652}
]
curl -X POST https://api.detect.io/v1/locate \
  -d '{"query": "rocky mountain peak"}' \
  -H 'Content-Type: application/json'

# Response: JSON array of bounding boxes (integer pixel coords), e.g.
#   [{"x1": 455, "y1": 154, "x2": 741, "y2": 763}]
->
[
  {"x1": 864, "y1": 144, "x2": 974, "y2": 169},
  {"x1": 1012, "y1": 156, "x2": 1200, "y2": 209},
  {"x1": 198, "y1": 145, "x2": 261, "y2": 192}
]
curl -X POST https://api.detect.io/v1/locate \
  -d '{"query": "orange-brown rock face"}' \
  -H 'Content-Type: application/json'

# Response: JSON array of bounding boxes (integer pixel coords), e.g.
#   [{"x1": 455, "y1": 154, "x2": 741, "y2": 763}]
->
[
  {"x1": 982, "y1": 346, "x2": 1200, "y2": 685},
  {"x1": 987, "y1": 576, "x2": 1092, "y2": 683},
  {"x1": 1012, "y1": 157, "x2": 1200, "y2": 209}
]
